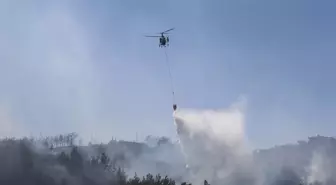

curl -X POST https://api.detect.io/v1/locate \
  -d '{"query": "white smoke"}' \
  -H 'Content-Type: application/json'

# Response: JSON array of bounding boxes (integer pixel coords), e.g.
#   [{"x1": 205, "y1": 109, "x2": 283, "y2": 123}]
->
[
  {"x1": 307, "y1": 152, "x2": 327, "y2": 184},
  {"x1": 307, "y1": 150, "x2": 336, "y2": 185},
  {"x1": 173, "y1": 98, "x2": 261, "y2": 185},
  {"x1": 0, "y1": 104, "x2": 26, "y2": 138},
  {"x1": 0, "y1": 1, "x2": 116, "y2": 144}
]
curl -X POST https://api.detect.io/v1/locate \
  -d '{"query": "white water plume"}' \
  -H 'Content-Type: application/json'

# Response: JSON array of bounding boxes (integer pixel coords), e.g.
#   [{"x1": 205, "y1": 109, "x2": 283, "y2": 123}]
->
[{"x1": 173, "y1": 100, "x2": 260, "y2": 185}]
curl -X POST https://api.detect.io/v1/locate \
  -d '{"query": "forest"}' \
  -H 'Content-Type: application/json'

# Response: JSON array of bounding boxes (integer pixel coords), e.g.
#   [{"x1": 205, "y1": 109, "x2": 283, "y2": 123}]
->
[{"x1": 0, "y1": 133, "x2": 335, "y2": 185}]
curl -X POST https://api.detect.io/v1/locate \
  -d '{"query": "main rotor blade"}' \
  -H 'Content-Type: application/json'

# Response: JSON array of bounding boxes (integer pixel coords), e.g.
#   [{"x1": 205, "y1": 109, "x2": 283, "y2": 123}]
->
[
  {"x1": 144, "y1": 35, "x2": 161, "y2": 37},
  {"x1": 162, "y1": 28, "x2": 175, "y2": 34}
]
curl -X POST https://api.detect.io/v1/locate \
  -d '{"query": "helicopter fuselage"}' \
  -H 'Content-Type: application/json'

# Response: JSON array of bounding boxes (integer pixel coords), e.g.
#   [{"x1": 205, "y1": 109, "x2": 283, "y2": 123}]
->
[
  {"x1": 159, "y1": 36, "x2": 166, "y2": 46},
  {"x1": 159, "y1": 35, "x2": 169, "y2": 47},
  {"x1": 145, "y1": 28, "x2": 173, "y2": 47}
]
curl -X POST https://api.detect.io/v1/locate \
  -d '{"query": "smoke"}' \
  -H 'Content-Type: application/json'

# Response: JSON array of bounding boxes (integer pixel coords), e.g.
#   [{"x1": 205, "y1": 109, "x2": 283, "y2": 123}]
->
[
  {"x1": 307, "y1": 152, "x2": 328, "y2": 184},
  {"x1": 0, "y1": 1, "x2": 117, "y2": 144},
  {"x1": 173, "y1": 98, "x2": 261, "y2": 185},
  {"x1": 307, "y1": 149, "x2": 336, "y2": 185},
  {"x1": 1, "y1": 102, "x2": 336, "y2": 185},
  {"x1": 0, "y1": 104, "x2": 27, "y2": 138}
]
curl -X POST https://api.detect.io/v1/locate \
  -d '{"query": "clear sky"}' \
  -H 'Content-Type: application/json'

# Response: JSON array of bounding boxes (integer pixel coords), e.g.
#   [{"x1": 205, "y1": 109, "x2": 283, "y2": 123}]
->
[{"x1": 0, "y1": 0, "x2": 335, "y2": 148}]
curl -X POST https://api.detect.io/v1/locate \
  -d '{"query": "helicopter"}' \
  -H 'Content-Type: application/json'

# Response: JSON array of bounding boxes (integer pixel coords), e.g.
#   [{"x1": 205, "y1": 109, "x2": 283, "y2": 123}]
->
[{"x1": 145, "y1": 28, "x2": 174, "y2": 47}]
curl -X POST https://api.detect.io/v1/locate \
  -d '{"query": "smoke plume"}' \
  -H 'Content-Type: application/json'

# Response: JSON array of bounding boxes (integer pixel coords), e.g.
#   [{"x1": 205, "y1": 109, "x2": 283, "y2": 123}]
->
[{"x1": 173, "y1": 99, "x2": 260, "y2": 185}]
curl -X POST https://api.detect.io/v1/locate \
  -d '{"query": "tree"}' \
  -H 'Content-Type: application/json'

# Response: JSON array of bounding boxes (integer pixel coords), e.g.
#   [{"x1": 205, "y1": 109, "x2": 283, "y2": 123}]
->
[
  {"x1": 57, "y1": 151, "x2": 70, "y2": 165},
  {"x1": 54, "y1": 136, "x2": 59, "y2": 147},
  {"x1": 157, "y1": 137, "x2": 171, "y2": 146},
  {"x1": 127, "y1": 173, "x2": 141, "y2": 185},
  {"x1": 116, "y1": 167, "x2": 127, "y2": 185},
  {"x1": 68, "y1": 146, "x2": 83, "y2": 174},
  {"x1": 59, "y1": 135, "x2": 64, "y2": 146},
  {"x1": 68, "y1": 132, "x2": 78, "y2": 146}
]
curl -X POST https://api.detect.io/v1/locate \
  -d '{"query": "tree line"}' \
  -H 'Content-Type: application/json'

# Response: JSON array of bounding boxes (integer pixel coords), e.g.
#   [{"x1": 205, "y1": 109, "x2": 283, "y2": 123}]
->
[{"x1": 0, "y1": 134, "x2": 196, "y2": 185}]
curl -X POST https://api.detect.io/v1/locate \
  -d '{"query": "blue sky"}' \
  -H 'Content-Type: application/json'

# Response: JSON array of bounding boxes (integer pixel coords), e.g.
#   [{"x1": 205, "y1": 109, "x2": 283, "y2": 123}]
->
[{"x1": 0, "y1": 0, "x2": 335, "y2": 148}]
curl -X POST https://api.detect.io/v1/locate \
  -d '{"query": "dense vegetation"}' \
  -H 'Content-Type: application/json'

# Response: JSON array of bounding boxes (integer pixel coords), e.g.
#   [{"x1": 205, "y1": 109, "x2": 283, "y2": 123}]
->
[
  {"x1": 0, "y1": 133, "x2": 336, "y2": 185},
  {"x1": 0, "y1": 134, "x2": 190, "y2": 185}
]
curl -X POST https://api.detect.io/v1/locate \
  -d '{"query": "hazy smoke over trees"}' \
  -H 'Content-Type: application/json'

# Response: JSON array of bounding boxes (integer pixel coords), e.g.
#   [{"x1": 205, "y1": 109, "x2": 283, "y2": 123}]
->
[{"x1": 0, "y1": 102, "x2": 335, "y2": 185}]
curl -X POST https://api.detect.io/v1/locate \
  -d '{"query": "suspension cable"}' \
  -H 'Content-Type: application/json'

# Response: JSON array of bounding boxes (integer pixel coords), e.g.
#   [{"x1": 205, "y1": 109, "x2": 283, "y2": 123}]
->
[{"x1": 164, "y1": 48, "x2": 175, "y2": 104}]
